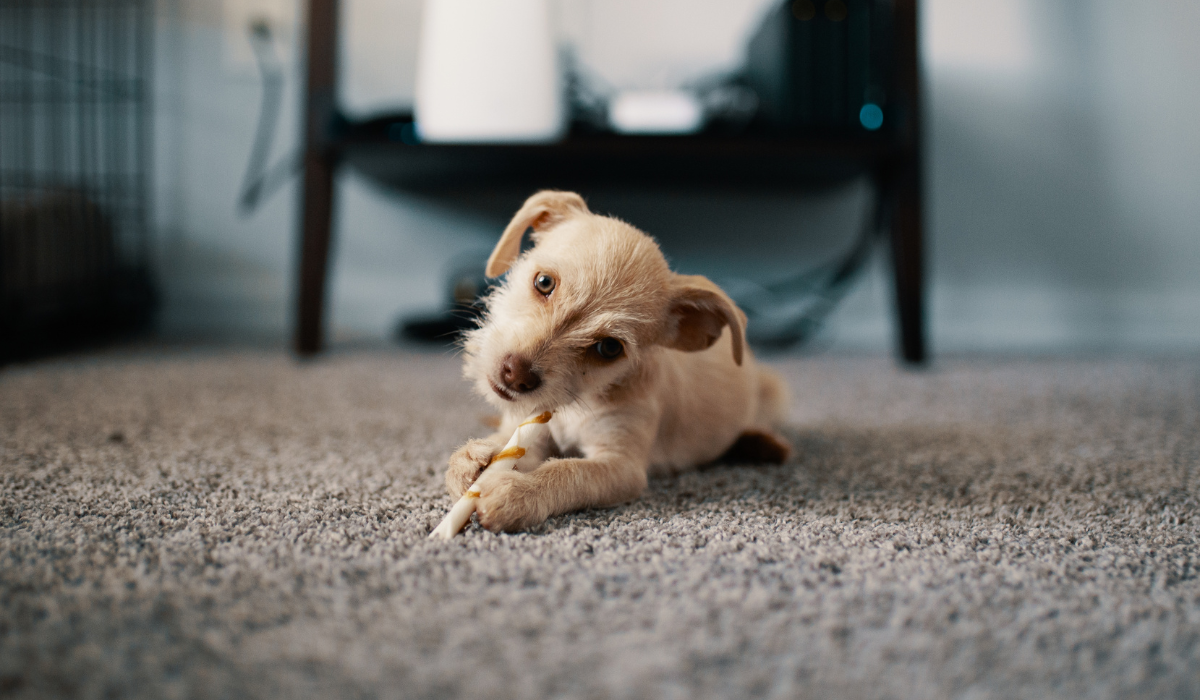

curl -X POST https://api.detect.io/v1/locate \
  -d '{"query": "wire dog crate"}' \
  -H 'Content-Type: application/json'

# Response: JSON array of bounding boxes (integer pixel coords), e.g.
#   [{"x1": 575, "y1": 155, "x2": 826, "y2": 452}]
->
[{"x1": 0, "y1": 0, "x2": 155, "y2": 362}]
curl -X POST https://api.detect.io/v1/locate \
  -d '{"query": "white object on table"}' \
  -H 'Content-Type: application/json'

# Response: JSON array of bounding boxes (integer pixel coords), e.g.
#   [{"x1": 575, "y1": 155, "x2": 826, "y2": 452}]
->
[
  {"x1": 428, "y1": 411, "x2": 553, "y2": 539},
  {"x1": 415, "y1": 0, "x2": 565, "y2": 143},
  {"x1": 607, "y1": 90, "x2": 705, "y2": 135}
]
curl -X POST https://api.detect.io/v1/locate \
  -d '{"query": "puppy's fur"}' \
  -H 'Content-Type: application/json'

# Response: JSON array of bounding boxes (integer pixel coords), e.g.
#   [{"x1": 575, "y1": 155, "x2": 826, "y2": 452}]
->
[{"x1": 448, "y1": 191, "x2": 791, "y2": 532}]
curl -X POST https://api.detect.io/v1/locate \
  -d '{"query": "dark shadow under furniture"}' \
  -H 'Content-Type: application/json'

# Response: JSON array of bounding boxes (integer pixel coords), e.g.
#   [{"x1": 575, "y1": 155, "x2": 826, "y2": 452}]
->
[{"x1": 295, "y1": 0, "x2": 926, "y2": 364}]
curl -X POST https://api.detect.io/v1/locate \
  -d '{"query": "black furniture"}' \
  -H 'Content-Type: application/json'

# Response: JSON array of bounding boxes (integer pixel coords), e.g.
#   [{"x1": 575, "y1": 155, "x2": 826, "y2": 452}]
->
[{"x1": 294, "y1": 0, "x2": 926, "y2": 363}]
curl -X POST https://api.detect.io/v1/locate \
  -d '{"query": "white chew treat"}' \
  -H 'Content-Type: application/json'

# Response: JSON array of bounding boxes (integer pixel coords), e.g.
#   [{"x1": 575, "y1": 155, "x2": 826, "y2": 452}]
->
[{"x1": 428, "y1": 411, "x2": 552, "y2": 539}]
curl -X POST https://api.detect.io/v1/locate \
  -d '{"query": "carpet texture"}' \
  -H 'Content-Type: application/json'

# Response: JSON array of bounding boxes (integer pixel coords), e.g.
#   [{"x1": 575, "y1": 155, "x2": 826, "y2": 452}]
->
[{"x1": 1, "y1": 351, "x2": 1198, "y2": 699}]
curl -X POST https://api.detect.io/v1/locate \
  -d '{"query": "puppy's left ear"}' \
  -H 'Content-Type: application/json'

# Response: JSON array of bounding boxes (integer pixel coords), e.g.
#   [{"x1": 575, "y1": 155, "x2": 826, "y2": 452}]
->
[
  {"x1": 485, "y1": 190, "x2": 589, "y2": 277},
  {"x1": 664, "y1": 274, "x2": 747, "y2": 366}
]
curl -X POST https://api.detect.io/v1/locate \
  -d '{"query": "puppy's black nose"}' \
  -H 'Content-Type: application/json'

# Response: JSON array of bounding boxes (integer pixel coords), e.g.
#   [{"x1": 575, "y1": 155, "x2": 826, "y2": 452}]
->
[{"x1": 500, "y1": 355, "x2": 541, "y2": 393}]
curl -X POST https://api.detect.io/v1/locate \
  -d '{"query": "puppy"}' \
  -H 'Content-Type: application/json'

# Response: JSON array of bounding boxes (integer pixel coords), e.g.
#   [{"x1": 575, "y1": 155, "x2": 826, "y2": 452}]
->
[{"x1": 447, "y1": 190, "x2": 791, "y2": 532}]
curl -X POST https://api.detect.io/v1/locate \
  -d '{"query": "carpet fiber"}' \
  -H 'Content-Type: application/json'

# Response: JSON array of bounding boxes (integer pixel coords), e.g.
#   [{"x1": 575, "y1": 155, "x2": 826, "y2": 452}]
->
[{"x1": 1, "y1": 351, "x2": 1198, "y2": 699}]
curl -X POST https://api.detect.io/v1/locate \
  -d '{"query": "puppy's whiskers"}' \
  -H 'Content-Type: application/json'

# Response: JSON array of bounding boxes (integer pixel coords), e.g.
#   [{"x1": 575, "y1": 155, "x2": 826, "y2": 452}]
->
[{"x1": 561, "y1": 386, "x2": 598, "y2": 419}]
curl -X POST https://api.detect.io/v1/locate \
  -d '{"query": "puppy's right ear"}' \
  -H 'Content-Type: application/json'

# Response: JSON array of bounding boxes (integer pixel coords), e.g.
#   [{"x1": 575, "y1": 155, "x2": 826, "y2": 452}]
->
[{"x1": 485, "y1": 190, "x2": 589, "y2": 277}]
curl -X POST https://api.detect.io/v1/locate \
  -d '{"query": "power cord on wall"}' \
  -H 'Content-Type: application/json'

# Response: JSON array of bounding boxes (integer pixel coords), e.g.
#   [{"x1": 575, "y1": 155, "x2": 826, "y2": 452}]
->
[{"x1": 237, "y1": 20, "x2": 301, "y2": 215}]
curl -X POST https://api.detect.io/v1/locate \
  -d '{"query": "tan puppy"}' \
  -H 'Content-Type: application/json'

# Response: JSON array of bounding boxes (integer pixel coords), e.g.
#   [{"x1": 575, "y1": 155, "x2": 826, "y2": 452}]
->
[{"x1": 447, "y1": 190, "x2": 791, "y2": 532}]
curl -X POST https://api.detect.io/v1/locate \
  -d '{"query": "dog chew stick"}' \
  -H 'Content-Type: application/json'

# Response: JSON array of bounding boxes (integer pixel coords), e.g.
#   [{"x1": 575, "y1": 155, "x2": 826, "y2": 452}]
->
[{"x1": 428, "y1": 410, "x2": 553, "y2": 540}]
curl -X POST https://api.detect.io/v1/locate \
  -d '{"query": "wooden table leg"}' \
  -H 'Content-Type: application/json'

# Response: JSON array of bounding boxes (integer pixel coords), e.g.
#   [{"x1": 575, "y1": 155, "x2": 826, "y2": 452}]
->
[
  {"x1": 296, "y1": 151, "x2": 336, "y2": 355},
  {"x1": 294, "y1": 0, "x2": 339, "y2": 356},
  {"x1": 890, "y1": 0, "x2": 927, "y2": 365}
]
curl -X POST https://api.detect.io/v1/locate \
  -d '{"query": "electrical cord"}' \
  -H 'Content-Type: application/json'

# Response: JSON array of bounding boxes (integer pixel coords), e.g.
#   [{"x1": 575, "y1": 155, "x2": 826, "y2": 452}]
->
[
  {"x1": 237, "y1": 21, "x2": 301, "y2": 215},
  {"x1": 728, "y1": 186, "x2": 883, "y2": 348}
]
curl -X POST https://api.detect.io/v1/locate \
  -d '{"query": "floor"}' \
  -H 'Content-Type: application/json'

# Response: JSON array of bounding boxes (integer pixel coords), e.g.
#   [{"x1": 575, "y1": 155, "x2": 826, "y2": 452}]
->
[{"x1": 1, "y1": 350, "x2": 1198, "y2": 699}]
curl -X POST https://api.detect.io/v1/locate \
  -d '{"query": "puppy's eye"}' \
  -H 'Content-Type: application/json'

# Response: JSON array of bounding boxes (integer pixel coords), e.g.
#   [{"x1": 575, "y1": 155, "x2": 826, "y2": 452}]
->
[
  {"x1": 592, "y1": 337, "x2": 624, "y2": 360},
  {"x1": 533, "y1": 273, "x2": 556, "y2": 296}
]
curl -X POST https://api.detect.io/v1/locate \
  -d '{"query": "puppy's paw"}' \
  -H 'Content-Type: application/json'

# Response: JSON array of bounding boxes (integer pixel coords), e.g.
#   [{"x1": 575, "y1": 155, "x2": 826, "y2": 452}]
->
[
  {"x1": 445, "y1": 438, "x2": 499, "y2": 497},
  {"x1": 475, "y1": 470, "x2": 545, "y2": 533}
]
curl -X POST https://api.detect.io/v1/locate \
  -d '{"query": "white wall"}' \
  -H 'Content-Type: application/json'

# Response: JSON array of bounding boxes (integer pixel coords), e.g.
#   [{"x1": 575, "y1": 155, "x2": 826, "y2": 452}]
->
[
  {"x1": 154, "y1": 0, "x2": 1200, "y2": 352},
  {"x1": 921, "y1": 0, "x2": 1200, "y2": 351},
  {"x1": 154, "y1": 0, "x2": 296, "y2": 338}
]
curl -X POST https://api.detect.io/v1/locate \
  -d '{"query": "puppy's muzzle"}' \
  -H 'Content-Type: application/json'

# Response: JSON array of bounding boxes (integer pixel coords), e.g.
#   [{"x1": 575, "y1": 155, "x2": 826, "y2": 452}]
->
[{"x1": 495, "y1": 354, "x2": 541, "y2": 398}]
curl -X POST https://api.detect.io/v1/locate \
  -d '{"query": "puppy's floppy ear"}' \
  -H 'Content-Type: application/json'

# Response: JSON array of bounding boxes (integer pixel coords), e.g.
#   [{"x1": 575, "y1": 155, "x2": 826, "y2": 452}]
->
[
  {"x1": 485, "y1": 190, "x2": 590, "y2": 277},
  {"x1": 664, "y1": 274, "x2": 747, "y2": 366}
]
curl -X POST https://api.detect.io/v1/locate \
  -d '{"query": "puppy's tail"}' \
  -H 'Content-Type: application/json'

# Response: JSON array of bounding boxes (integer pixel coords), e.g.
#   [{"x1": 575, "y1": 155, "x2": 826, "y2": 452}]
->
[{"x1": 754, "y1": 366, "x2": 790, "y2": 428}]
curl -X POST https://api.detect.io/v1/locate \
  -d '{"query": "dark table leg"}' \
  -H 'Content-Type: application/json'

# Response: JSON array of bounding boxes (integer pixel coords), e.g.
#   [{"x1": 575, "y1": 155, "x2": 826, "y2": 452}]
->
[
  {"x1": 295, "y1": 0, "x2": 339, "y2": 356},
  {"x1": 890, "y1": 0, "x2": 927, "y2": 365},
  {"x1": 296, "y1": 151, "x2": 336, "y2": 355}
]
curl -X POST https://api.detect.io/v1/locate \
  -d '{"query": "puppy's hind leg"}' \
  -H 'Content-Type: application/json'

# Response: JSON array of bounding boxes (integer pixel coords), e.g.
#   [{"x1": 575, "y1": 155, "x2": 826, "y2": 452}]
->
[
  {"x1": 720, "y1": 429, "x2": 792, "y2": 465},
  {"x1": 717, "y1": 366, "x2": 793, "y2": 465}
]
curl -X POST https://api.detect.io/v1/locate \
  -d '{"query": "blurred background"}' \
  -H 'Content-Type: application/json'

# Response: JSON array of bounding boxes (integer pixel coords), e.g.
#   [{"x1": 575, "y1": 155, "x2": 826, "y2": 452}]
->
[{"x1": 3, "y1": 0, "x2": 1199, "y2": 362}]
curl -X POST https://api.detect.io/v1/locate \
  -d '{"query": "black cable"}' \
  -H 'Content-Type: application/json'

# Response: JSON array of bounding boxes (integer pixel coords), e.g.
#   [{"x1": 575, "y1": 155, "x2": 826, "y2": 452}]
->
[
  {"x1": 237, "y1": 20, "x2": 300, "y2": 215},
  {"x1": 734, "y1": 186, "x2": 883, "y2": 349}
]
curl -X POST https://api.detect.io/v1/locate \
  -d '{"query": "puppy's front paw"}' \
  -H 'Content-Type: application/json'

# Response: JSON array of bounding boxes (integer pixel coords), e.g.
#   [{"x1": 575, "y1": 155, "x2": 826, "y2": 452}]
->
[
  {"x1": 476, "y1": 471, "x2": 545, "y2": 533},
  {"x1": 445, "y1": 438, "x2": 499, "y2": 497}
]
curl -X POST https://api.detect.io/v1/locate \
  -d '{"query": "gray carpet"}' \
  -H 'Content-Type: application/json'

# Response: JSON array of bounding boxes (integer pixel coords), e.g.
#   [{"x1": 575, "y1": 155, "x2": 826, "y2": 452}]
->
[{"x1": 1, "y1": 350, "x2": 1198, "y2": 699}]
